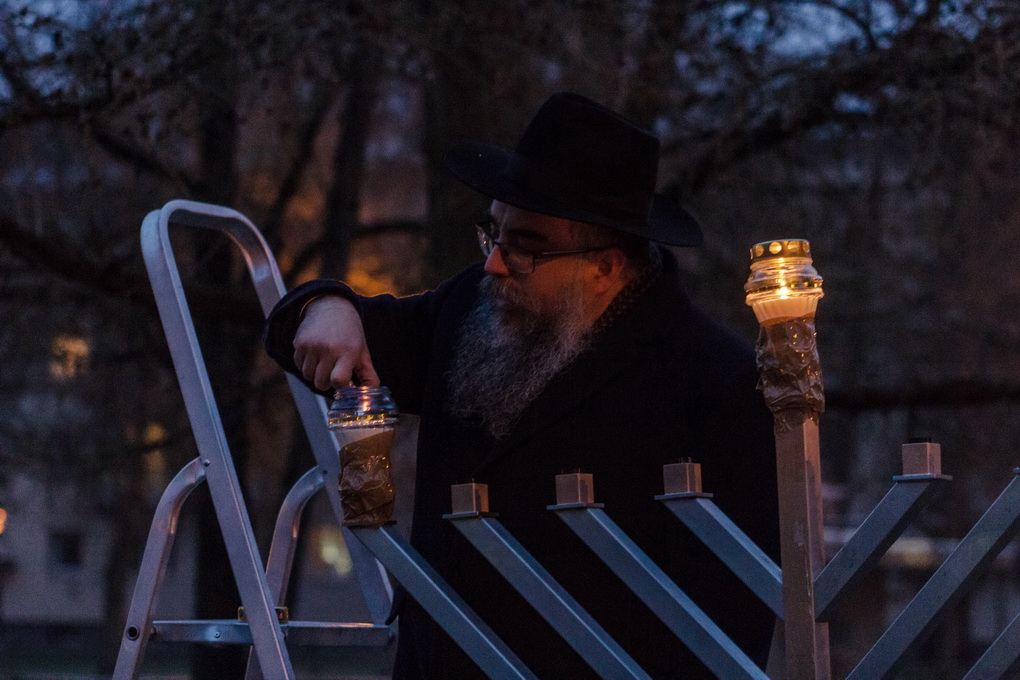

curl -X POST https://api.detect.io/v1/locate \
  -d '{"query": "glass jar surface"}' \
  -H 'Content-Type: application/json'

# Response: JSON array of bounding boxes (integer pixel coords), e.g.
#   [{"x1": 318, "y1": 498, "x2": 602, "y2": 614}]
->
[{"x1": 327, "y1": 385, "x2": 400, "y2": 429}]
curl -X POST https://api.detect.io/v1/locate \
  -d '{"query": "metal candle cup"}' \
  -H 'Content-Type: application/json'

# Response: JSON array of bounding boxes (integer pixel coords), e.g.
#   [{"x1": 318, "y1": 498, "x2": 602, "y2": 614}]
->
[{"x1": 327, "y1": 385, "x2": 400, "y2": 528}]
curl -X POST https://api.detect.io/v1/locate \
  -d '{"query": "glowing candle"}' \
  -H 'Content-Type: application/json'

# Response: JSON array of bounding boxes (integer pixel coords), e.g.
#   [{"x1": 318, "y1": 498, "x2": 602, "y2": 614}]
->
[{"x1": 744, "y1": 239, "x2": 824, "y2": 325}]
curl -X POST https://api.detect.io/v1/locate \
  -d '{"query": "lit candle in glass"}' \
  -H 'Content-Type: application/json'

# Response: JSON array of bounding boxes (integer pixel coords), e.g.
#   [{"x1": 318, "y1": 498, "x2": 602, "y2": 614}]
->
[{"x1": 744, "y1": 239, "x2": 824, "y2": 324}]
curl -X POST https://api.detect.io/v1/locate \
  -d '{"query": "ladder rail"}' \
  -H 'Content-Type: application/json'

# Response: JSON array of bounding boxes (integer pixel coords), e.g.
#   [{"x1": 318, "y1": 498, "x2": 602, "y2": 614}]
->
[
  {"x1": 140, "y1": 202, "x2": 295, "y2": 679},
  {"x1": 244, "y1": 466, "x2": 326, "y2": 680},
  {"x1": 112, "y1": 458, "x2": 206, "y2": 679}
]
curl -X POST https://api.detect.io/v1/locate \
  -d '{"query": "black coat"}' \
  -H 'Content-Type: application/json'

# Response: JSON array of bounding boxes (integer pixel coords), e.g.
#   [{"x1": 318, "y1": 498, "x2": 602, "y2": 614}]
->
[{"x1": 264, "y1": 248, "x2": 780, "y2": 679}]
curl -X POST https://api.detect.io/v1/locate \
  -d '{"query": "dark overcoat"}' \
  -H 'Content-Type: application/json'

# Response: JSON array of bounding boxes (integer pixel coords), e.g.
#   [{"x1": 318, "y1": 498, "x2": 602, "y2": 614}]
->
[{"x1": 264, "y1": 247, "x2": 780, "y2": 679}]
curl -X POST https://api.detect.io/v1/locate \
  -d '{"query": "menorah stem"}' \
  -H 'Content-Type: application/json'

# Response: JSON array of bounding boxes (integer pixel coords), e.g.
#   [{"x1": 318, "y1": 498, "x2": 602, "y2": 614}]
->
[
  {"x1": 745, "y1": 239, "x2": 831, "y2": 679},
  {"x1": 774, "y1": 419, "x2": 831, "y2": 680},
  {"x1": 756, "y1": 318, "x2": 832, "y2": 679}
]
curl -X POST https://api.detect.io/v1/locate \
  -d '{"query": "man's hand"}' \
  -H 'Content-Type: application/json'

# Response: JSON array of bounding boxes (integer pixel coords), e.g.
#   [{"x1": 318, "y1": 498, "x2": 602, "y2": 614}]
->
[{"x1": 293, "y1": 296, "x2": 380, "y2": 391}]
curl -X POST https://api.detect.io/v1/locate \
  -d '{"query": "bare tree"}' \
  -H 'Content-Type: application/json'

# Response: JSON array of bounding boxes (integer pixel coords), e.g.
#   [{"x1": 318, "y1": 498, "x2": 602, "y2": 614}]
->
[{"x1": 1, "y1": 0, "x2": 1019, "y2": 675}]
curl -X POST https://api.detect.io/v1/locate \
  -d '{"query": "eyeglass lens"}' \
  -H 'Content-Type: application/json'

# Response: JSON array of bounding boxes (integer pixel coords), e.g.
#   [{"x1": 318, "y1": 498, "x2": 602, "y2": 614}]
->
[{"x1": 475, "y1": 221, "x2": 533, "y2": 273}]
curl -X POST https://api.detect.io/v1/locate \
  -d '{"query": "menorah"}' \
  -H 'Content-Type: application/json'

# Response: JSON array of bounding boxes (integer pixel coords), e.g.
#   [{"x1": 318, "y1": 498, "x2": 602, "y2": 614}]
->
[{"x1": 115, "y1": 201, "x2": 1020, "y2": 679}]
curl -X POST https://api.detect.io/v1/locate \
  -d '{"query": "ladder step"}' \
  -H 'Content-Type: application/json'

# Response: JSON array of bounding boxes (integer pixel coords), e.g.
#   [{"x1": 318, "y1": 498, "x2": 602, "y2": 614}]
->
[{"x1": 151, "y1": 620, "x2": 393, "y2": 647}]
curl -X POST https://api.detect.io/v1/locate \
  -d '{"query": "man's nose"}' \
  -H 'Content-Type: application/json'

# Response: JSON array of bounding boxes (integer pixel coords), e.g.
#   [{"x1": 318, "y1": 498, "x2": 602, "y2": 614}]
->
[{"x1": 483, "y1": 246, "x2": 511, "y2": 276}]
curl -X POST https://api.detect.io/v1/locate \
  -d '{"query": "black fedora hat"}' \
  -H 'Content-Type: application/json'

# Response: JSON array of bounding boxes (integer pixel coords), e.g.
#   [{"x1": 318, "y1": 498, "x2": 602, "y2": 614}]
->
[{"x1": 443, "y1": 92, "x2": 702, "y2": 247}]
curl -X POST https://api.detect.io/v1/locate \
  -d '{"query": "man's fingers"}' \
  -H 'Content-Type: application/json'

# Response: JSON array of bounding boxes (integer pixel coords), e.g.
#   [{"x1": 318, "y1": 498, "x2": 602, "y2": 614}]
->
[
  {"x1": 299, "y1": 352, "x2": 319, "y2": 384},
  {"x1": 313, "y1": 354, "x2": 341, "y2": 392},
  {"x1": 355, "y1": 348, "x2": 381, "y2": 387},
  {"x1": 328, "y1": 356, "x2": 357, "y2": 391},
  {"x1": 290, "y1": 296, "x2": 372, "y2": 391}
]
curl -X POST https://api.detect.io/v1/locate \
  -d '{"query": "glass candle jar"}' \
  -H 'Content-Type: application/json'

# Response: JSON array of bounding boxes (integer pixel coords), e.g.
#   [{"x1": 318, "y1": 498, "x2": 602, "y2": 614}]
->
[
  {"x1": 327, "y1": 386, "x2": 400, "y2": 527},
  {"x1": 744, "y1": 239, "x2": 824, "y2": 325}
]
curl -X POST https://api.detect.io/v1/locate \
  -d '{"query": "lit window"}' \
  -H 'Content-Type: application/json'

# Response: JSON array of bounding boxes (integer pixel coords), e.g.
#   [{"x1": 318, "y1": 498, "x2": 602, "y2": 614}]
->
[
  {"x1": 142, "y1": 424, "x2": 168, "y2": 496},
  {"x1": 49, "y1": 335, "x2": 90, "y2": 380},
  {"x1": 0, "y1": 507, "x2": 7, "y2": 535}
]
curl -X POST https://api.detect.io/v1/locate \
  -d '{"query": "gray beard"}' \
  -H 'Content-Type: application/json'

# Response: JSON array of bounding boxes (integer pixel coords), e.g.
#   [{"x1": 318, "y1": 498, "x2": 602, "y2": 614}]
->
[{"x1": 446, "y1": 275, "x2": 592, "y2": 440}]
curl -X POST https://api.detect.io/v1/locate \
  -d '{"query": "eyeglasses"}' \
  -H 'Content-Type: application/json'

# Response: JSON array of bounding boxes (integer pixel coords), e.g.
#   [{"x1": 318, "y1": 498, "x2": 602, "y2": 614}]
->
[{"x1": 475, "y1": 220, "x2": 609, "y2": 275}]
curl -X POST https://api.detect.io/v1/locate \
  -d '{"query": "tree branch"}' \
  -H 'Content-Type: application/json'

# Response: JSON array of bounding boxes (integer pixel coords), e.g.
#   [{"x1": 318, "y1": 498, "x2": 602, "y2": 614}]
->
[
  {"x1": 670, "y1": 11, "x2": 976, "y2": 191},
  {"x1": 0, "y1": 214, "x2": 263, "y2": 326},
  {"x1": 261, "y1": 83, "x2": 335, "y2": 251},
  {"x1": 87, "y1": 123, "x2": 204, "y2": 193},
  {"x1": 0, "y1": 10, "x2": 215, "y2": 134}
]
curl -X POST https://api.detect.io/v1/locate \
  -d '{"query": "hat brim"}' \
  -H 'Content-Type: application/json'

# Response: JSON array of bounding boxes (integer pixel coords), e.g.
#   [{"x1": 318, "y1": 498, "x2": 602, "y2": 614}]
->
[{"x1": 443, "y1": 142, "x2": 703, "y2": 247}]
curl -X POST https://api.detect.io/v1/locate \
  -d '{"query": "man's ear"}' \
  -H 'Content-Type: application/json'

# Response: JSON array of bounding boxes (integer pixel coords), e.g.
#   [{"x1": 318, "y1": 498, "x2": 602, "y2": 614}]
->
[{"x1": 591, "y1": 247, "x2": 629, "y2": 291}]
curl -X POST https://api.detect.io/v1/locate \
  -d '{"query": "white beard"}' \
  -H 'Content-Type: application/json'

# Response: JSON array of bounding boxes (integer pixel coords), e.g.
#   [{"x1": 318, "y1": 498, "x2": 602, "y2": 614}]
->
[{"x1": 446, "y1": 275, "x2": 592, "y2": 439}]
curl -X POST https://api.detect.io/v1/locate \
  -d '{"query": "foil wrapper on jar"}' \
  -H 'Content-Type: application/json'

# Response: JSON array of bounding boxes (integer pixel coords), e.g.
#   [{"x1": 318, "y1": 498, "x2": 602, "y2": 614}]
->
[
  {"x1": 755, "y1": 319, "x2": 825, "y2": 431},
  {"x1": 328, "y1": 385, "x2": 400, "y2": 528}
]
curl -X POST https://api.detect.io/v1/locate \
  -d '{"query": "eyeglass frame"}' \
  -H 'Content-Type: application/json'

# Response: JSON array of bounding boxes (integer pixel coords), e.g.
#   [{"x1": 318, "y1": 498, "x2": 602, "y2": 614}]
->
[{"x1": 475, "y1": 219, "x2": 611, "y2": 274}]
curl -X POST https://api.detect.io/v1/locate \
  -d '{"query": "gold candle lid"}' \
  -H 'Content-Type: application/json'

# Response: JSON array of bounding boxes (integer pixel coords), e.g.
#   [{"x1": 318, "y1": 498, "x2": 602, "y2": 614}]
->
[{"x1": 749, "y1": 239, "x2": 812, "y2": 263}]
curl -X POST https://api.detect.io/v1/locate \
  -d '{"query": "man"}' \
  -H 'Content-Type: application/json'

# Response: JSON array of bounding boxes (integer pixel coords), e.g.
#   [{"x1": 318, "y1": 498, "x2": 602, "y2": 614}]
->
[{"x1": 264, "y1": 92, "x2": 779, "y2": 679}]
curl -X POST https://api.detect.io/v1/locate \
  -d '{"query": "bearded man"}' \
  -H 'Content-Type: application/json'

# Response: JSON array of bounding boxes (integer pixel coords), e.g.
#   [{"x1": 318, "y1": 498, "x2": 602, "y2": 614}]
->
[{"x1": 264, "y1": 92, "x2": 779, "y2": 679}]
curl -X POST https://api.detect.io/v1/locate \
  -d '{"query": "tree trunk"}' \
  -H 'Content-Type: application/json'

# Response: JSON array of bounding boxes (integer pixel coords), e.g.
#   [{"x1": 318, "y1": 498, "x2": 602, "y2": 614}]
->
[
  {"x1": 190, "y1": 56, "x2": 252, "y2": 680},
  {"x1": 321, "y1": 52, "x2": 381, "y2": 280},
  {"x1": 420, "y1": 72, "x2": 499, "y2": 284},
  {"x1": 96, "y1": 473, "x2": 152, "y2": 674},
  {"x1": 417, "y1": 7, "x2": 550, "y2": 285}
]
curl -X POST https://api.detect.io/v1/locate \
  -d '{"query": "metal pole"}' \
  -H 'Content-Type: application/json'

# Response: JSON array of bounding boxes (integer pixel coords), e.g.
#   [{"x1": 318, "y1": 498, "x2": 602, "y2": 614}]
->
[
  {"x1": 774, "y1": 420, "x2": 831, "y2": 680},
  {"x1": 552, "y1": 506, "x2": 770, "y2": 680},
  {"x1": 444, "y1": 482, "x2": 649, "y2": 679},
  {"x1": 964, "y1": 605, "x2": 1020, "y2": 679},
  {"x1": 349, "y1": 525, "x2": 538, "y2": 680}
]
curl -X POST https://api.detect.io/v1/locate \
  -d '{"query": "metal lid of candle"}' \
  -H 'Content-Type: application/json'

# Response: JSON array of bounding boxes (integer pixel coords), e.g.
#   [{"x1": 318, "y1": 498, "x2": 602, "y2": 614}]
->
[
  {"x1": 749, "y1": 239, "x2": 812, "y2": 263},
  {"x1": 328, "y1": 385, "x2": 400, "y2": 429},
  {"x1": 745, "y1": 238, "x2": 822, "y2": 296}
]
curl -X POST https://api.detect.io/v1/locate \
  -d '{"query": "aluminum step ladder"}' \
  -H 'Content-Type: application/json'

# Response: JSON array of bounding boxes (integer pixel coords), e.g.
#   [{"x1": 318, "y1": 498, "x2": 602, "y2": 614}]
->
[
  {"x1": 113, "y1": 200, "x2": 395, "y2": 679},
  {"x1": 114, "y1": 200, "x2": 535, "y2": 680}
]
